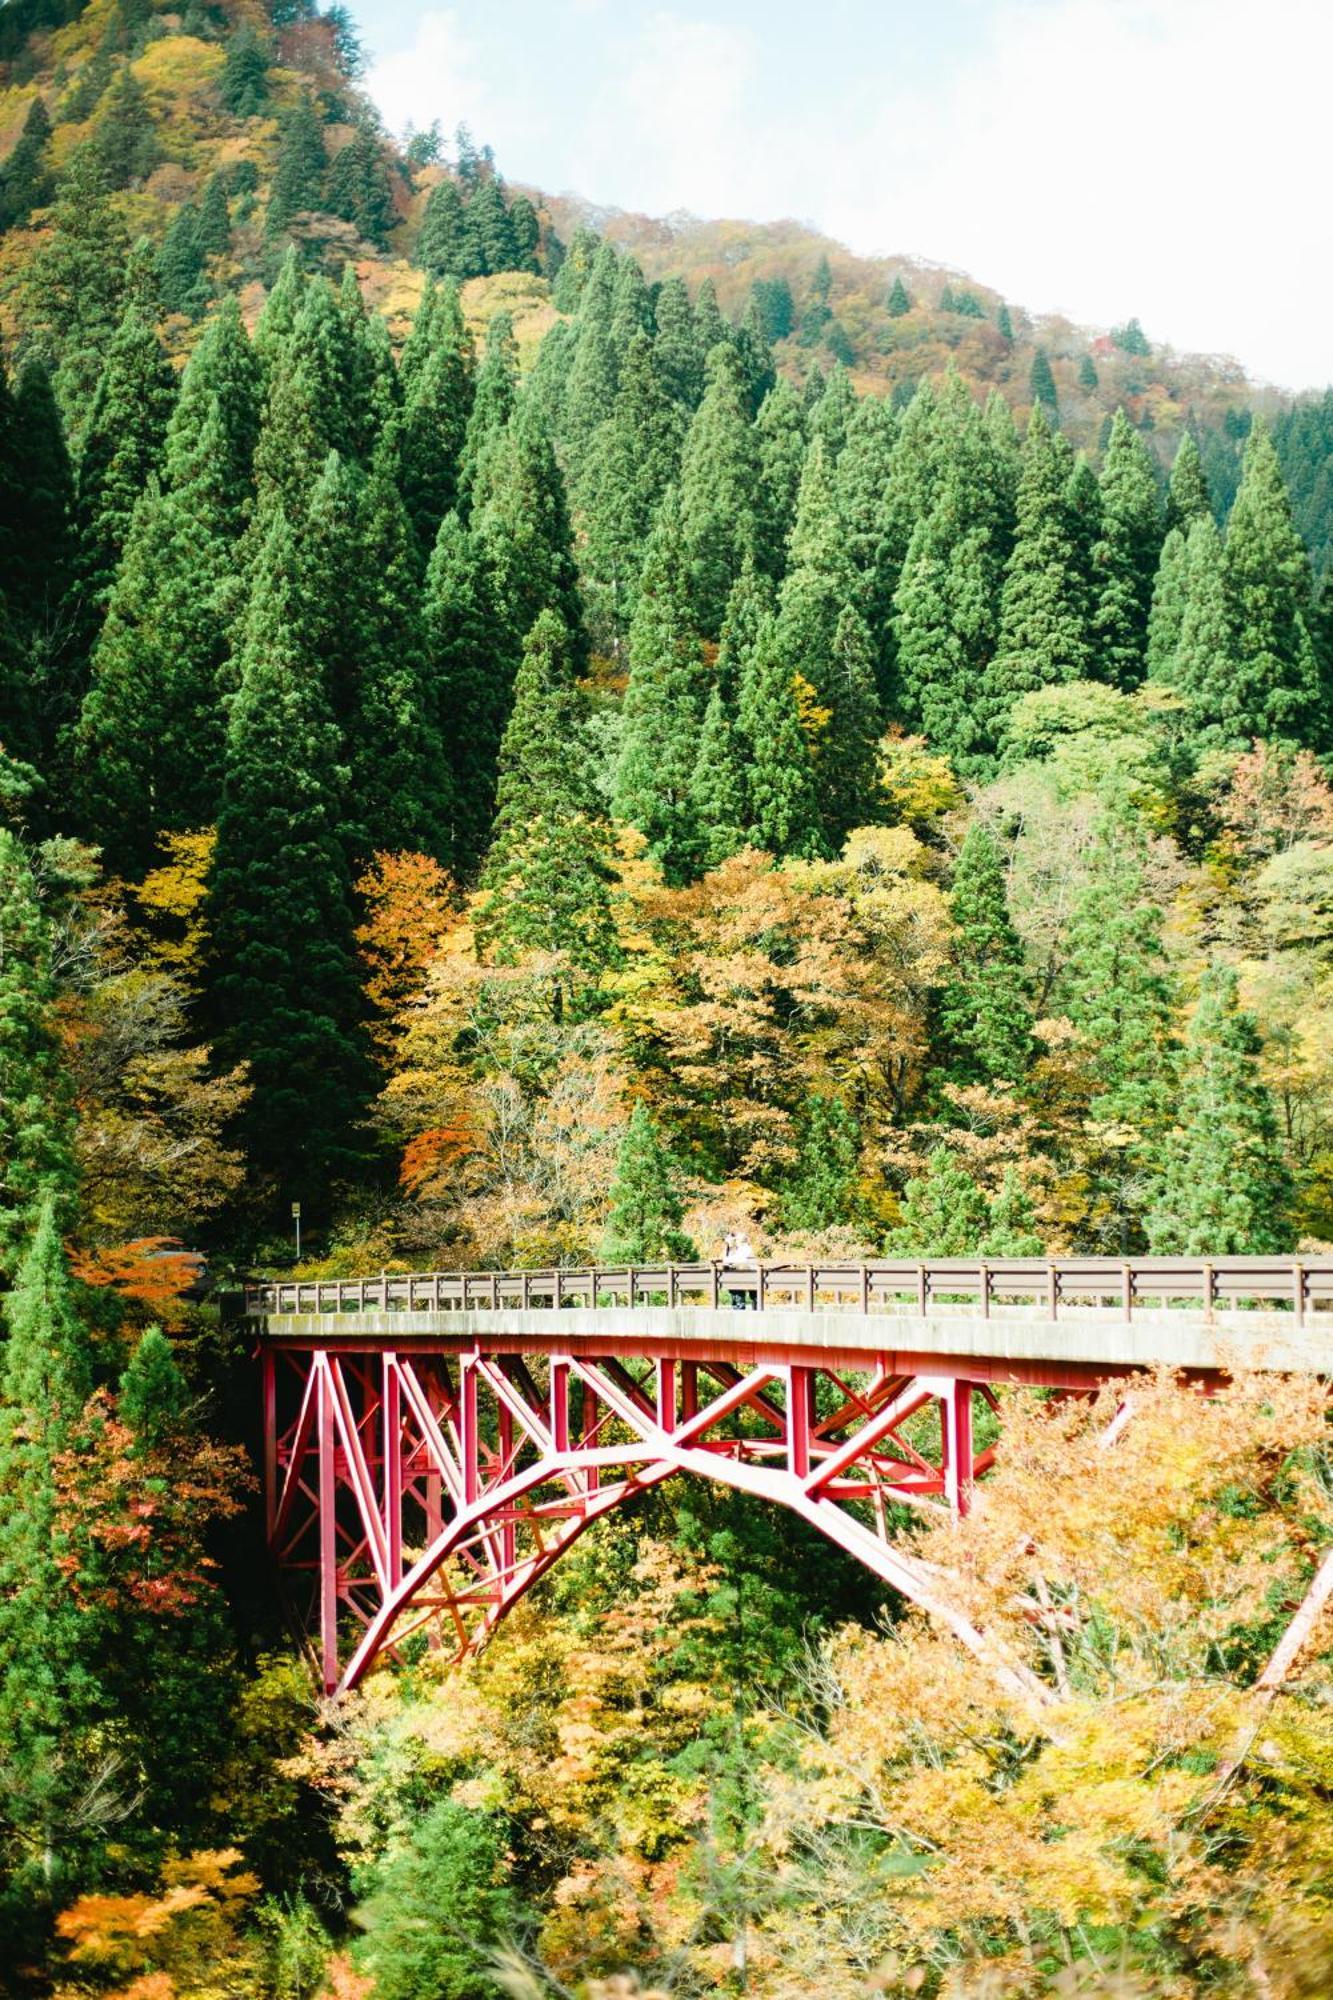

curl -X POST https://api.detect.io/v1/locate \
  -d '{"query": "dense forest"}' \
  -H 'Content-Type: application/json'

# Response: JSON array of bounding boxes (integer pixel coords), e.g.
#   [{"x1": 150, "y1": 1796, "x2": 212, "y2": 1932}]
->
[{"x1": 0, "y1": 0, "x2": 1331, "y2": 1994}]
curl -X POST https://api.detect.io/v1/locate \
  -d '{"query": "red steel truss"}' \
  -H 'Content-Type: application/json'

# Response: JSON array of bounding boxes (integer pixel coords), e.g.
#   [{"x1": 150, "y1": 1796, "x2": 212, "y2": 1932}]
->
[{"x1": 263, "y1": 1343, "x2": 1000, "y2": 1695}]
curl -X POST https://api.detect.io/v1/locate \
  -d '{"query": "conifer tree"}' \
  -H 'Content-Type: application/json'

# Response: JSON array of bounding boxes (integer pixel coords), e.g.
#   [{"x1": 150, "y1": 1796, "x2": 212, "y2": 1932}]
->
[
  {"x1": 781, "y1": 1094, "x2": 860, "y2": 1233},
  {"x1": 688, "y1": 685, "x2": 748, "y2": 871},
  {"x1": 93, "y1": 65, "x2": 158, "y2": 190},
  {"x1": 325, "y1": 127, "x2": 396, "y2": 248},
  {"x1": 0, "y1": 97, "x2": 52, "y2": 229},
  {"x1": 1146, "y1": 965, "x2": 1292, "y2": 1254},
  {"x1": 550, "y1": 223, "x2": 599, "y2": 312},
  {"x1": 820, "y1": 604, "x2": 883, "y2": 846},
  {"x1": 336, "y1": 265, "x2": 398, "y2": 458},
  {"x1": 835, "y1": 393, "x2": 901, "y2": 703},
  {"x1": 204, "y1": 506, "x2": 372, "y2": 1210},
  {"x1": 733, "y1": 300, "x2": 776, "y2": 416},
  {"x1": 609, "y1": 255, "x2": 654, "y2": 360},
  {"x1": 76, "y1": 296, "x2": 177, "y2": 610},
  {"x1": 1158, "y1": 515, "x2": 1241, "y2": 753},
  {"x1": 266, "y1": 92, "x2": 327, "y2": 236},
  {"x1": 889, "y1": 1148, "x2": 988, "y2": 1254},
  {"x1": 507, "y1": 192, "x2": 540, "y2": 272},
  {"x1": 476, "y1": 609, "x2": 616, "y2": 976},
  {"x1": 221, "y1": 23, "x2": 270, "y2": 117},
  {"x1": 736, "y1": 612, "x2": 823, "y2": 859},
  {"x1": 24, "y1": 146, "x2": 129, "y2": 424},
  {"x1": 692, "y1": 276, "x2": 728, "y2": 361},
  {"x1": 253, "y1": 243, "x2": 305, "y2": 374},
  {"x1": 394, "y1": 279, "x2": 474, "y2": 553},
  {"x1": 0, "y1": 1194, "x2": 99, "y2": 1915},
  {"x1": 935, "y1": 824, "x2": 1033, "y2": 1088},
  {"x1": 996, "y1": 302, "x2": 1014, "y2": 342},
  {"x1": 423, "y1": 509, "x2": 508, "y2": 872},
  {"x1": 1145, "y1": 525, "x2": 1189, "y2": 683},
  {"x1": 471, "y1": 395, "x2": 586, "y2": 670},
  {"x1": 653, "y1": 275, "x2": 702, "y2": 408},
  {"x1": 415, "y1": 177, "x2": 482, "y2": 281},
  {"x1": 808, "y1": 364, "x2": 856, "y2": 465},
  {"x1": 1223, "y1": 420, "x2": 1323, "y2": 747},
  {"x1": 252, "y1": 278, "x2": 365, "y2": 518},
  {"x1": 755, "y1": 377, "x2": 806, "y2": 570},
  {"x1": 1166, "y1": 430, "x2": 1212, "y2": 533},
  {"x1": 156, "y1": 203, "x2": 209, "y2": 318},
  {"x1": 601, "y1": 1105, "x2": 696, "y2": 1261},
  {"x1": 887, "y1": 275, "x2": 911, "y2": 317},
  {"x1": 560, "y1": 301, "x2": 619, "y2": 484},
  {"x1": 1029, "y1": 347, "x2": 1058, "y2": 419},
  {"x1": 578, "y1": 330, "x2": 683, "y2": 650},
  {"x1": 0, "y1": 831, "x2": 74, "y2": 1275},
  {"x1": 980, "y1": 1169, "x2": 1043, "y2": 1255},
  {"x1": 980, "y1": 409, "x2": 1092, "y2": 746},
  {"x1": 1077, "y1": 353, "x2": 1098, "y2": 390},
  {"x1": 457, "y1": 309, "x2": 517, "y2": 503},
  {"x1": 614, "y1": 488, "x2": 710, "y2": 883},
  {"x1": 468, "y1": 175, "x2": 515, "y2": 274},
  {"x1": 1090, "y1": 410, "x2": 1163, "y2": 688},
  {"x1": 5, "y1": 357, "x2": 78, "y2": 765},
  {"x1": 195, "y1": 169, "x2": 232, "y2": 259},
  {"x1": 1058, "y1": 821, "x2": 1177, "y2": 1249}
]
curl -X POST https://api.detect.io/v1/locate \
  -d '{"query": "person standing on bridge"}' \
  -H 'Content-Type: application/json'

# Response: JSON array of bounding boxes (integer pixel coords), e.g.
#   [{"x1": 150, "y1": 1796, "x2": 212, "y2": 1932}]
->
[{"x1": 723, "y1": 1227, "x2": 758, "y2": 1308}]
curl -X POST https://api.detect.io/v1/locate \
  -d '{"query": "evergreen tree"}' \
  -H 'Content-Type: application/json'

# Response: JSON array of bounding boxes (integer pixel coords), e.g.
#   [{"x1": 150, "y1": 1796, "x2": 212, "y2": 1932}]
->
[
  {"x1": 754, "y1": 377, "x2": 806, "y2": 570},
  {"x1": 266, "y1": 93, "x2": 327, "y2": 235},
  {"x1": 550, "y1": 223, "x2": 599, "y2": 313},
  {"x1": 887, "y1": 275, "x2": 911, "y2": 317},
  {"x1": 609, "y1": 255, "x2": 654, "y2": 360},
  {"x1": 1158, "y1": 515, "x2": 1241, "y2": 753},
  {"x1": 1145, "y1": 525, "x2": 1189, "y2": 684},
  {"x1": 808, "y1": 363, "x2": 856, "y2": 465},
  {"x1": 1146, "y1": 965, "x2": 1292, "y2": 1254},
  {"x1": 252, "y1": 278, "x2": 366, "y2": 517},
  {"x1": 935, "y1": 824, "x2": 1033, "y2": 1088},
  {"x1": 614, "y1": 489, "x2": 710, "y2": 883},
  {"x1": 75, "y1": 296, "x2": 177, "y2": 610},
  {"x1": 0, "y1": 831, "x2": 74, "y2": 1274},
  {"x1": 715, "y1": 556, "x2": 772, "y2": 704},
  {"x1": 980, "y1": 1169, "x2": 1043, "y2": 1255},
  {"x1": 1078, "y1": 353, "x2": 1098, "y2": 391},
  {"x1": 457, "y1": 308, "x2": 517, "y2": 503},
  {"x1": 471, "y1": 394, "x2": 586, "y2": 670},
  {"x1": 1166, "y1": 430, "x2": 1212, "y2": 533},
  {"x1": 422, "y1": 509, "x2": 507, "y2": 872},
  {"x1": 352, "y1": 1800, "x2": 515, "y2": 2000},
  {"x1": 156, "y1": 202, "x2": 209, "y2": 318},
  {"x1": 889, "y1": 1147, "x2": 988, "y2": 1254},
  {"x1": 204, "y1": 505, "x2": 373, "y2": 1211},
  {"x1": 733, "y1": 301, "x2": 776, "y2": 417},
  {"x1": 1090, "y1": 410, "x2": 1163, "y2": 688},
  {"x1": 416, "y1": 176, "x2": 482, "y2": 281},
  {"x1": 0, "y1": 1194, "x2": 99, "y2": 1934},
  {"x1": 325, "y1": 127, "x2": 395, "y2": 248},
  {"x1": 601, "y1": 1105, "x2": 696, "y2": 1261},
  {"x1": 781, "y1": 1094, "x2": 860, "y2": 1233},
  {"x1": 653, "y1": 275, "x2": 703, "y2": 409},
  {"x1": 692, "y1": 276, "x2": 728, "y2": 360},
  {"x1": 507, "y1": 191, "x2": 540, "y2": 272},
  {"x1": 820, "y1": 603, "x2": 883, "y2": 846},
  {"x1": 578, "y1": 330, "x2": 683, "y2": 650},
  {"x1": 4, "y1": 357, "x2": 78, "y2": 765},
  {"x1": 1223, "y1": 419, "x2": 1323, "y2": 747},
  {"x1": 981, "y1": 409, "x2": 1092, "y2": 747},
  {"x1": 0, "y1": 95, "x2": 53, "y2": 228},
  {"x1": 93, "y1": 65, "x2": 158, "y2": 190},
  {"x1": 23, "y1": 146, "x2": 129, "y2": 424},
  {"x1": 195, "y1": 169, "x2": 232, "y2": 259},
  {"x1": 835, "y1": 393, "x2": 901, "y2": 705},
  {"x1": 476, "y1": 609, "x2": 616, "y2": 976},
  {"x1": 221, "y1": 23, "x2": 269, "y2": 116},
  {"x1": 1057, "y1": 820, "x2": 1177, "y2": 1250},
  {"x1": 394, "y1": 278, "x2": 474, "y2": 554},
  {"x1": 468, "y1": 175, "x2": 515, "y2": 273},
  {"x1": 1029, "y1": 347, "x2": 1058, "y2": 419},
  {"x1": 253, "y1": 243, "x2": 305, "y2": 374},
  {"x1": 688, "y1": 684, "x2": 748, "y2": 871},
  {"x1": 996, "y1": 302, "x2": 1014, "y2": 342},
  {"x1": 336, "y1": 264, "x2": 398, "y2": 458},
  {"x1": 736, "y1": 612, "x2": 823, "y2": 859},
  {"x1": 560, "y1": 296, "x2": 619, "y2": 483}
]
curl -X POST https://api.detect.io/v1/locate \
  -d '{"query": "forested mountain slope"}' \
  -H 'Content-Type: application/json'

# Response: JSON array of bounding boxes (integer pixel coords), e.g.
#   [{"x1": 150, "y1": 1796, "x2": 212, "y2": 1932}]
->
[{"x1": 0, "y1": 0, "x2": 1332, "y2": 1994}]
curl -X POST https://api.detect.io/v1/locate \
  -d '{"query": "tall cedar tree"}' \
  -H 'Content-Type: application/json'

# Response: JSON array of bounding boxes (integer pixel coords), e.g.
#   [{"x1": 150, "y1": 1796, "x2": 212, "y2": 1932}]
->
[
  {"x1": 887, "y1": 275, "x2": 911, "y2": 316},
  {"x1": 1160, "y1": 515, "x2": 1241, "y2": 753},
  {"x1": 0, "y1": 830, "x2": 74, "y2": 1275},
  {"x1": 93, "y1": 65, "x2": 158, "y2": 190},
  {"x1": 325, "y1": 127, "x2": 396, "y2": 249},
  {"x1": 23, "y1": 146, "x2": 129, "y2": 424},
  {"x1": 688, "y1": 685, "x2": 748, "y2": 871},
  {"x1": 774, "y1": 439, "x2": 881, "y2": 845},
  {"x1": 75, "y1": 297, "x2": 177, "y2": 628},
  {"x1": 1090, "y1": 410, "x2": 1162, "y2": 688},
  {"x1": 76, "y1": 299, "x2": 260, "y2": 868},
  {"x1": 560, "y1": 258, "x2": 620, "y2": 483},
  {"x1": 935, "y1": 823, "x2": 1034, "y2": 1088},
  {"x1": 1057, "y1": 821, "x2": 1177, "y2": 1250},
  {"x1": 0, "y1": 1195, "x2": 97, "y2": 1940},
  {"x1": 457, "y1": 309, "x2": 517, "y2": 504},
  {"x1": 221, "y1": 23, "x2": 269, "y2": 116},
  {"x1": 1166, "y1": 430, "x2": 1212, "y2": 533},
  {"x1": 1223, "y1": 420, "x2": 1324, "y2": 747},
  {"x1": 253, "y1": 243, "x2": 305, "y2": 374},
  {"x1": 394, "y1": 278, "x2": 474, "y2": 555},
  {"x1": 470, "y1": 395, "x2": 586, "y2": 672},
  {"x1": 653, "y1": 275, "x2": 703, "y2": 409},
  {"x1": 204, "y1": 506, "x2": 372, "y2": 1211},
  {"x1": 678, "y1": 342, "x2": 762, "y2": 637},
  {"x1": 754, "y1": 377, "x2": 807, "y2": 570},
  {"x1": 252, "y1": 278, "x2": 367, "y2": 518},
  {"x1": 1029, "y1": 347, "x2": 1058, "y2": 417},
  {"x1": 1146, "y1": 965, "x2": 1292, "y2": 1253},
  {"x1": 737, "y1": 612, "x2": 823, "y2": 858},
  {"x1": 422, "y1": 510, "x2": 507, "y2": 873},
  {"x1": 781, "y1": 1093, "x2": 860, "y2": 1233},
  {"x1": 266, "y1": 92, "x2": 327, "y2": 235},
  {"x1": 601, "y1": 1105, "x2": 696, "y2": 1260},
  {"x1": 4, "y1": 357, "x2": 79, "y2": 769},
  {"x1": 0, "y1": 96, "x2": 53, "y2": 229},
  {"x1": 476, "y1": 609, "x2": 616, "y2": 978},
  {"x1": 469, "y1": 176, "x2": 516, "y2": 273},
  {"x1": 303, "y1": 449, "x2": 449, "y2": 861},
  {"x1": 578, "y1": 329, "x2": 683, "y2": 652},
  {"x1": 155, "y1": 202, "x2": 209, "y2": 319},
  {"x1": 614, "y1": 488, "x2": 711, "y2": 883},
  {"x1": 835, "y1": 392, "x2": 903, "y2": 704},
  {"x1": 980, "y1": 408, "x2": 1092, "y2": 749},
  {"x1": 1145, "y1": 526, "x2": 1189, "y2": 683},
  {"x1": 336, "y1": 265, "x2": 398, "y2": 460},
  {"x1": 416, "y1": 178, "x2": 482, "y2": 282}
]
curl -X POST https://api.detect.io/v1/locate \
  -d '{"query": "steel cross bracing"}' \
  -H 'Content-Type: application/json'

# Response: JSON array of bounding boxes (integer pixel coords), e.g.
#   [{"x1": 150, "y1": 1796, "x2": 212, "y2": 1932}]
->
[{"x1": 249, "y1": 1257, "x2": 1333, "y2": 1695}]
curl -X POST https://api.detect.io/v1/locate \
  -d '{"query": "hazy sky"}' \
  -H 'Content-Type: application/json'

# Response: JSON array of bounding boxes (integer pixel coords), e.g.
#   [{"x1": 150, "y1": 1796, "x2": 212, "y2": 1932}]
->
[{"x1": 360, "y1": 0, "x2": 1333, "y2": 390}]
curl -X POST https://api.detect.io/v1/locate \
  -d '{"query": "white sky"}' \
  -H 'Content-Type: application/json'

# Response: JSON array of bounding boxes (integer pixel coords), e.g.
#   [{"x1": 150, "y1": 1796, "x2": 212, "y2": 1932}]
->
[{"x1": 362, "y1": 0, "x2": 1333, "y2": 391}]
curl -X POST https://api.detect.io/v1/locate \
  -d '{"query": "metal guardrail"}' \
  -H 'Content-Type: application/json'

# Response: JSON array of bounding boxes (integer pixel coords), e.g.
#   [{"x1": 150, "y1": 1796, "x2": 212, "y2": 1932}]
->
[{"x1": 244, "y1": 1257, "x2": 1333, "y2": 1326}]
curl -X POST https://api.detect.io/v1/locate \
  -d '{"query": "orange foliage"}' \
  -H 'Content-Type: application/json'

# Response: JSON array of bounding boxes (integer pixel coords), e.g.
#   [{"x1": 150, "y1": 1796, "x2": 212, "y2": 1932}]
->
[
  {"x1": 355, "y1": 850, "x2": 461, "y2": 1053},
  {"x1": 398, "y1": 1123, "x2": 479, "y2": 1193},
  {"x1": 70, "y1": 1238, "x2": 203, "y2": 1325}
]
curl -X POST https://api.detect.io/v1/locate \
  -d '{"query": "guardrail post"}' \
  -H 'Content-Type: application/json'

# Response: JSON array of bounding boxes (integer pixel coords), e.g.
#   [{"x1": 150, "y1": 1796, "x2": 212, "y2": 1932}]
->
[
  {"x1": 1121, "y1": 1262, "x2": 1133, "y2": 1321},
  {"x1": 979, "y1": 1261, "x2": 990, "y2": 1320},
  {"x1": 710, "y1": 1261, "x2": 720, "y2": 1310},
  {"x1": 757, "y1": 1263, "x2": 767, "y2": 1312},
  {"x1": 917, "y1": 1264, "x2": 928, "y2": 1316},
  {"x1": 669, "y1": 1264, "x2": 678, "y2": 1309},
  {"x1": 860, "y1": 1264, "x2": 870, "y2": 1315},
  {"x1": 1203, "y1": 1262, "x2": 1215, "y2": 1324},
  {"x1": 1295, "y1": 1262, "x2": 1306, "y2": 1325},
  {"x1": 805, "y1": 1263, "x2": 815, "y2": 1312},
  {"x1": 1047, "y1": 1264, "x2": 1059, "y2": 1321}
]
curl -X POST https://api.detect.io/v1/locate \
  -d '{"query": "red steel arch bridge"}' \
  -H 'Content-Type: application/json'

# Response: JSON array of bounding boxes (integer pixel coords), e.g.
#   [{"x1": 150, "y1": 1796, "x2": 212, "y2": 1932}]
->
[{"x1": 244, "y1": 1257, "x2": 1333, "y2": 1696}]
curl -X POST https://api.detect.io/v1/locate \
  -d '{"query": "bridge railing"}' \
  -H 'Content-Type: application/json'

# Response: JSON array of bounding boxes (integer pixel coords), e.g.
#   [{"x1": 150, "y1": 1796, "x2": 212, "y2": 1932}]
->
[{"x1": 243, "y1": 1257, "x2": 1333, "y2": 1325}]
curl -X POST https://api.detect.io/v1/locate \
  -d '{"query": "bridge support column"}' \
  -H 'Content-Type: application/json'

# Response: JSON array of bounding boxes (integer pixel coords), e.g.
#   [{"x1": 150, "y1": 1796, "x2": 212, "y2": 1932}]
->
[{"x1": 943, "y1": 1381, "x2": 975, "y2": 1518}]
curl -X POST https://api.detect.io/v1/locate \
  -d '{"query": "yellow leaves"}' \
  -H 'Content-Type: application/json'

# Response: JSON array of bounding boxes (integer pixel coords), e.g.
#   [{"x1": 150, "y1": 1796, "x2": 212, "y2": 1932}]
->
[
  {"x1": 54, "y1": 1851, "x2": 261, "y2": 1996},
  {"x1": 134, "y1": 831, "x2": 215, "y2": 977},
  {"x1": 877, "y1": 732, "x2": 965, "y2": 834}
]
